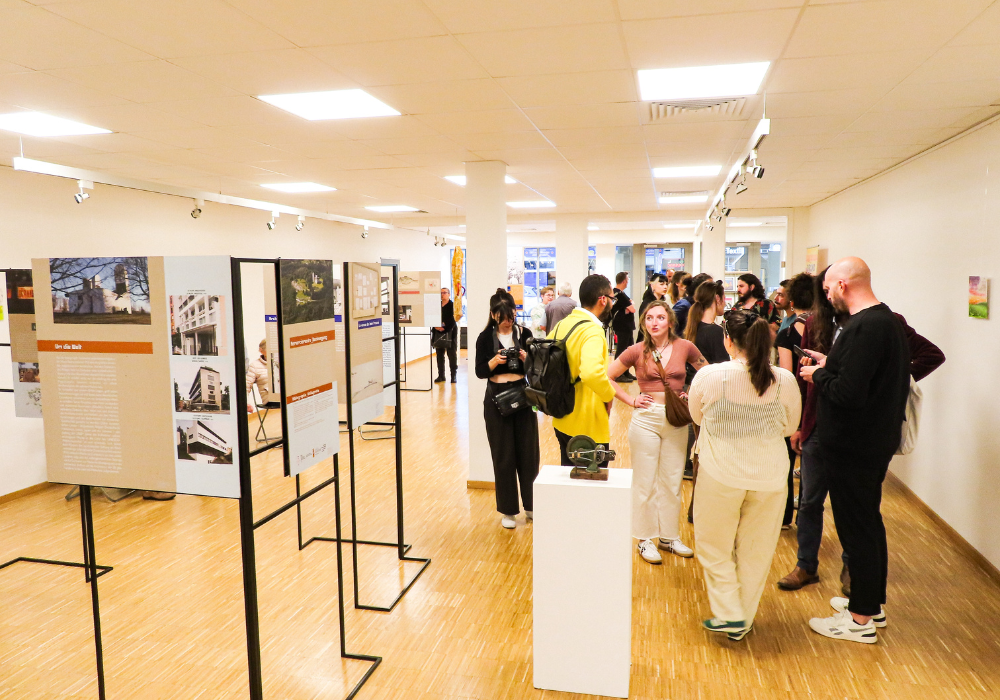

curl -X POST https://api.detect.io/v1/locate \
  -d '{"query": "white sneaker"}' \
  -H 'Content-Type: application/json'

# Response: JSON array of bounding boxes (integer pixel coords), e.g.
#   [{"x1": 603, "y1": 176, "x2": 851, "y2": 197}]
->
[
  {"x1": 830, "y1": 597, "x2": 886, "y2": 627},
  {"x1": 525, "y1": 511, "x2": 533, "y2": 521},
  {"x1": 809, "y1": 609, "x2": 877, "y2": 644},
  {"x1": 658, "y1": 538, "x2": 694, "y2": 558},
  {"x1": 637, "y1": 538, "x2": 662, "y2": 564},
  {"x1": 501, "y1": 515, "x2": 516, "y2": 529}
]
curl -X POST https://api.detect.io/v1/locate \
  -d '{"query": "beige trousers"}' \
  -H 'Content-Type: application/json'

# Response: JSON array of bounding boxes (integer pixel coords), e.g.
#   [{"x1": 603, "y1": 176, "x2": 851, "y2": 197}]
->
[
  {"x1": 628, "y1": 406, "x2": 690, "y2": 541},
  {"x1": 693, "y1": 469, "x2": 785, "y2": 624}
]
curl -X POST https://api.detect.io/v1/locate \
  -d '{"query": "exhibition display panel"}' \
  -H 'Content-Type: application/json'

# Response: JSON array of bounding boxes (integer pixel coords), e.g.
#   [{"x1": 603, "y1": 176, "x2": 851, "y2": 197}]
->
[
  {"x1": 533, "y1": 465, "x2": 633, "y2": 699},
  {"x1": 1, "y1": 254, "x2": 431, "y2": 700}
]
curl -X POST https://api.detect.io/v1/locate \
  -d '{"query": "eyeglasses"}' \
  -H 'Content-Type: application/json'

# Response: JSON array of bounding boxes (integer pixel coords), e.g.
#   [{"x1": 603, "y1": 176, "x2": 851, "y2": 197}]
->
[{"x1": 600, "y1": 294, "x2": 615, "y2": 304}]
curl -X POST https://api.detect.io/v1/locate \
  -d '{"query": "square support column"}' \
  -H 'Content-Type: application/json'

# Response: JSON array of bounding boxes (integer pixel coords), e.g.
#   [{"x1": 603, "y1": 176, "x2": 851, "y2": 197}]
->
[{"x1": 465, "y1": 161, "x2": 508, "y2": 487}]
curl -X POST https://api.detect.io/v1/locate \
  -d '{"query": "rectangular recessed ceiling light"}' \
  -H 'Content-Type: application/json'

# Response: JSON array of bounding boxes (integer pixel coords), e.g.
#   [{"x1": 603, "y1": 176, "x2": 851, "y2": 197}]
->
[
  {"x1": 258, "y1": 89, "x2": 400, "y2": 120},
  {"x1": 638, "y1": 62, "x2": 770, "y2": 101},
  {"x1": 652, "y1": 165, "x2": 722, "y2": 178},
  {"x1": 261, "y1": 182, "x2": 336, "y2": 193},
  {"x1": 365, "y1": 205, "x2": 419, "y2": 212},
  {"x1": 663, "y1": 222, "x2": 697, "y2": 229},
  {"x1": 445, "y1": 175, "x2": 518, "y2": 186},
  {"x1": 727, "y1": 221, "x2": 764, "y2": 227},
  {"x1": 587, "y1": 225, "x2": 599, "y2": 231},
  {"x1": 507, "y1": 201, "x2": 555, "y2": 209},
  {"x1": 0, "y1": 111, "x2": 111, "y2": 137},
  {"x1": 659, "y1": 194, "x2": 709, "y2": 205}
]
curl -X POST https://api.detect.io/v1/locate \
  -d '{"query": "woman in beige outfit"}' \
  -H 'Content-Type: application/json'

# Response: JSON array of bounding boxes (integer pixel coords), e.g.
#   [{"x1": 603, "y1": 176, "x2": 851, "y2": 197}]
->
[{"x1": 688, "y1": 309, "x2": 801, "y2": 641}]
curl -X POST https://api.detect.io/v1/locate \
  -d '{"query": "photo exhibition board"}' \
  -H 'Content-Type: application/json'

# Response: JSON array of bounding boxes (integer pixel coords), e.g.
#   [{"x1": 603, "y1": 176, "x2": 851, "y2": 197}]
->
[
  {"x1": 397, "y1": 270, "x2": 442, "y2": 328},
  {"x1": 4, "y1": 269, "x2": 42, "y2": 418},
  {"x1": 380, "y1": 265, "x2": 397, "y2": 408},
  {"x1": 278, "y1": 259, "x2": 340, "y2": 477},
  {"x1": 33, "y1": 256, "x2": 241, "y2": 498},
  {"x1": 346, "y1": 261, "x2": 385, "y2": 428},
  {"x1": 262, "y1": 268, "x2": 280, "y2": 398}
]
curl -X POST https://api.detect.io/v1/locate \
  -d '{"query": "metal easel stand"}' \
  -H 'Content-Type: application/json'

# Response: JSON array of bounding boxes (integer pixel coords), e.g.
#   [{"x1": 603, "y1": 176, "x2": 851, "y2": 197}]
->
[
  {"x1": 1, "y1": 485, "x2": 111, "y2": 699},
  {"x1": 233, "y1": 256, "x2": 381, "y2": 700},
  {"x1": 338, "y1": 262, "x2": 431, "y2": 612},
  {"x1": 399, "y1": 326, "x2": 434, "y2": 392}
]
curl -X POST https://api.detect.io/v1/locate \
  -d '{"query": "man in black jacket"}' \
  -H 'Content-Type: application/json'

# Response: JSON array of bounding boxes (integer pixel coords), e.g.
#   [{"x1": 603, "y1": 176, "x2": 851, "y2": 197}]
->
[
  {"x1": 800, "y1": 257, "x2": 910, "y2": 644},
  {"x1": 434, "y1": 287, "x2": 458, "y2": 383},
  {"x1": 610, "y1": 272, "x2": 636, "y2": 382}
]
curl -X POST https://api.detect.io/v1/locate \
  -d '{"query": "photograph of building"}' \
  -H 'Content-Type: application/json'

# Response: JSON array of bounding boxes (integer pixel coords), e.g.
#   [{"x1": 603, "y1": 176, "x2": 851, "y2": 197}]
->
[
  {"x1": 171, "y1": 294, "x2": 226, "y2": 356},
  {"x1": 173, "y1": 363, "x2": 230, "y2": 414},
  {"x1": 49, "y1": 257, "x2": 151, "y2": 324},
  {"x1": 279, "y1": 259, "x2": 336, "y2": 325},
  {"x1": 175, "y1": 419, "x2": 232, "y2": 464}
]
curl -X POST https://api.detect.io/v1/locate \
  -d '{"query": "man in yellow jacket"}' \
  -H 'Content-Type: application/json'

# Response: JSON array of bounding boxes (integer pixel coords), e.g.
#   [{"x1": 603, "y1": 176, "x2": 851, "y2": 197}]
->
[{"x1": 548, "y1": 274, "x2": 618, "y2": 465}]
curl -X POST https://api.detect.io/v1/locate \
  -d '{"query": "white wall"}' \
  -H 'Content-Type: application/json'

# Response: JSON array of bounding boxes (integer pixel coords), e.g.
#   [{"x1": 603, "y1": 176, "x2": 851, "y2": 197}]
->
[
  {"x1": 805, "y1": 118, "x2": 1000, "y2": 569},
  {"x1": 0, "y1": 166, "x2": 445, "y2": 497}
]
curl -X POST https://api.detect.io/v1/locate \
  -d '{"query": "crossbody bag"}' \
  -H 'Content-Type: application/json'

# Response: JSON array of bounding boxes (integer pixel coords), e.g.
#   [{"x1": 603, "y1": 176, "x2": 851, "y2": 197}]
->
[{"x1": 650, "y1": 348, "x2": 692, "y2": 428}]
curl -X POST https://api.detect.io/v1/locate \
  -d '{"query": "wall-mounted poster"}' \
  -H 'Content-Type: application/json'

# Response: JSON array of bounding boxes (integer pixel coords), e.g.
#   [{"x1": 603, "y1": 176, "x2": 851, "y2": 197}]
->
[
  {"x1": 346, "y1": 262, "x2": 386, "y2": 428},
  {"x1": 279, "y1": 259, "x2": 340, "y2": 477},
  {"x1": 33, "y1": 256, "x2": 241, "y2": 498},
  {"x1": 5, "y1": 269, "x2": 42, "y2": 418},
  {"x1": 805, "y1": 246, "x2": 827, "y2": 275},
  {"x1": 398, "y1": 270, "x2": 442, "y2": 327},
  {"x1": 969, "y1": 276, "x2": 989, "y2": 319}
]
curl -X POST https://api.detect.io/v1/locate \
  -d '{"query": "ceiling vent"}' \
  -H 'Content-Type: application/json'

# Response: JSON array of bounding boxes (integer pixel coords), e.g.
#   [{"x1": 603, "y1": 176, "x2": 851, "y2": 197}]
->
[{"x1": 649, "y1": 97, "x2": 747, "y2": 121}]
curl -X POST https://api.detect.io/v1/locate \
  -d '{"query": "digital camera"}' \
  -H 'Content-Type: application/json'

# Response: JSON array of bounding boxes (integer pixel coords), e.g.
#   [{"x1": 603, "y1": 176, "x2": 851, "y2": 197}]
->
[{"x1": 501, "y1": 346, "x2": 522, "y2": 373}]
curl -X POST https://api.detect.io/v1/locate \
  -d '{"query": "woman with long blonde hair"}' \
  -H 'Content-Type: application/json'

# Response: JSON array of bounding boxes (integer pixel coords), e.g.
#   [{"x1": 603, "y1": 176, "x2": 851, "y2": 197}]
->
[{"x1": 607, "y1": 300, "x2": 709, "y2": 564}]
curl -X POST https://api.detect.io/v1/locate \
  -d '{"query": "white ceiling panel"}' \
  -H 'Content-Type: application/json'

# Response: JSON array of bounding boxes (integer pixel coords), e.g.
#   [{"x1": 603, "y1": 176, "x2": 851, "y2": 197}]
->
[
  {"x1": 0, "y1": 4, "x2": 152, "y2": 70},
  {"x1": 844, "y1": 107, "x2": 984, "y2": 133},
  {"x1": 496, "y1": 70, "x2": 636, "y2": 108},
  {"x1": 63, "y1": 103, "x2": 206, "y2": 132},
  {"x1": 826, "y1": 127, "x2": 964, "y2": 148},
  {"x1": 308, "y1": 36, "x2": 489, "y2": 87},
  {"x1": 784, "y1": 0, "x2": 993, "y2": 58},
  {"x1": 416, "y1": 109, "x2": 537, "y2": 135},
  {"x1": 617, "y1": 0, "x2": 803, "y2": 21},
  {"x1": 144, "y1": 96, "x2": 299, "y2": 128},
  {"x1": 170, "y1": 50, "x2": 359, "y2": 96},
  {"x1": 355, "y1": 135, "x2": 465, "y2": 156},
  {"x1": 523, "y1": 103, "x2": 641, "y2": 130},
  {"x1": 765, "y1": 88, "x2": 888, "y2": 118},
  {"x1": 767, "y1": 115, "x2": 858, "y2": 137},
  {"x1": 50, "y1": 60, "x2": 240, "y2": 104},
  {"x1": 129, "y1": 127, "x2": 267, "y2": 150},
  {"x1": 642, "y1": 121, "x2": 747, "y2": 144},
  {"x1": 424, "y1": 0, "x2": 617, "y2": 33},
  {"x1": 901, "y1": 44, "x2": 1000, "y2": 84},
  {"x1": 872, "y1": 80, "x2": 1000, "y2": 112},
  {"x1": 542, "y1": 126, "x2": 645, "y2": 148},
  {"x1": 622, "y1": 10, "x2": 799, "y2": 69},
  {"x1": 0, "y1": 70, "x2": 128, "y2": 110},
  {"x1": 368, "y1": 80, "x2": 516, "y2": 115},
  {"x1": 456, "y1": 24, "x2": 629, "y2": 77},
  {"x1": 451, "y1": 131, "x2": 553, "y2": 152},
  {"x1": 47, "y1": 0, "x2": 293, "y2": 58},
  {"x1": 320, "y1": 115, "x2": 443, "y2": 141},
  {"x1": 226, "y1": 0, "x2": 449, "y2": 47},
  {"x1": 767, "y1": 51, "x2": 929, "y2": 93}
]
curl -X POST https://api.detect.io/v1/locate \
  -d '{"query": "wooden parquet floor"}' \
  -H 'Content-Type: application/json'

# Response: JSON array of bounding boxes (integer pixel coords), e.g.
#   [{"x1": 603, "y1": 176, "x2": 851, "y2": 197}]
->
[{"x1": 2, "y1": 352, "x2": 1000, "y2": 699}]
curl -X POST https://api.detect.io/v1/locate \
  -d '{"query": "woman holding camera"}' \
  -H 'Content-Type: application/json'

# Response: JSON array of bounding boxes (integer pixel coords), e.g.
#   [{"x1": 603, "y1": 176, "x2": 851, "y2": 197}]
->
[
  {"x1": 607, "y1": 300, "x2": 709, "y2": 564},
  {"x1": 687, "y1": 309, "x2": 800, "y2": 641},
  {"x1": 475, "y1": 290, "x2": 539, "y2": 530}
]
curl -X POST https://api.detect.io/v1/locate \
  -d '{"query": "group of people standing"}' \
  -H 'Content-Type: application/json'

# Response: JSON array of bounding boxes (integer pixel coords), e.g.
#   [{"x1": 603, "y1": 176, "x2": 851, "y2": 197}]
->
[{"x1": 476, "y1": 257, "x2": 943, "y2": 646}]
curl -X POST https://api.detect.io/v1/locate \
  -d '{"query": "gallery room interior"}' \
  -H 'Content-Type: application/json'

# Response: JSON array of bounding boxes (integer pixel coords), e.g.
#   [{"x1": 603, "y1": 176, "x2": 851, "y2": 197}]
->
[{"x1": 1, "y1": 1, "x2": 1000, "y2": 698}]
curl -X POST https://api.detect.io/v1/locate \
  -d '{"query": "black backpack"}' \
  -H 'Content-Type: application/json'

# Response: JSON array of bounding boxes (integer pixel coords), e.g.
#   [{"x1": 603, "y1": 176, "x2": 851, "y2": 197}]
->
[{"x1": 524, "y1": 319, "x2": 589, "y2": 418}]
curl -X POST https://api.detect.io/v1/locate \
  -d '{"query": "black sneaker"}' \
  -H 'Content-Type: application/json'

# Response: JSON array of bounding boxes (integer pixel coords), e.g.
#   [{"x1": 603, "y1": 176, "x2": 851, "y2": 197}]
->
[
  {"x1": 450, "y1": 375, "x2": 457, "y2": 383},
  {"x1": 434, "y1": 376, "x2": 445, "y2": 383}
]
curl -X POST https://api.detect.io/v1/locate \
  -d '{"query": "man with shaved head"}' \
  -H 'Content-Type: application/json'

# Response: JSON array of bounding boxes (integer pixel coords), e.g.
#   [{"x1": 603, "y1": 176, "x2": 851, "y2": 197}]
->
[{"x1": 799, "y1": 257, "x2": 910, "y2": 644}]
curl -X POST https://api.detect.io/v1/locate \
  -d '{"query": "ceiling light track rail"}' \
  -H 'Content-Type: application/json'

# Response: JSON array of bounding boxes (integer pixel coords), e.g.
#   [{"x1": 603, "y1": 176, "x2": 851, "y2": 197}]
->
[
  {"x1": 11, "y1": 157, "x2": 392, "y2": 230},
  {"x1": 703, "y1": 117, "x2": 770, "y2": 229}
]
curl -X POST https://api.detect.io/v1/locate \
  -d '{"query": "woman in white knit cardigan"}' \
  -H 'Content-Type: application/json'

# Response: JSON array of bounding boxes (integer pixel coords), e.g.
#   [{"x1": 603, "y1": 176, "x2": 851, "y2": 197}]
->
[{"x1": 688, "y1": 308, "x2": 801, "y2": 641}]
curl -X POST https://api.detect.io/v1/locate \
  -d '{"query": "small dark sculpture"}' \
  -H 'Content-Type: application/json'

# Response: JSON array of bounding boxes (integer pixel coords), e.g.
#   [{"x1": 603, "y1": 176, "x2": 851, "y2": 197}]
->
[{"x1": 566, "y1": 434, "x2": 615, "y2": 481}]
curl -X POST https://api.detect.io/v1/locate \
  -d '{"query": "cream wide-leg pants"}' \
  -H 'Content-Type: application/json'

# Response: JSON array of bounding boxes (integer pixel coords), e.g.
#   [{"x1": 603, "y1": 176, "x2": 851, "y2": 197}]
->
[
  {"x1": 693, "y1": 469, "x2": 785, "y2": 624},
  {"x1": 627, "y1": 405, "x2": 690, "y2": 541}
]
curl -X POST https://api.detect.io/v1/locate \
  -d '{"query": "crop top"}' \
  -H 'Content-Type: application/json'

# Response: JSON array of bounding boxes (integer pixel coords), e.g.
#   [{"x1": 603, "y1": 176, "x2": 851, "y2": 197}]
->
[
  {"x1": 616, "y1": 339, "x2": 703, "y2": 394},
  {"x1": 474, "y1": 325, "x2": 528, "y2": 379}
]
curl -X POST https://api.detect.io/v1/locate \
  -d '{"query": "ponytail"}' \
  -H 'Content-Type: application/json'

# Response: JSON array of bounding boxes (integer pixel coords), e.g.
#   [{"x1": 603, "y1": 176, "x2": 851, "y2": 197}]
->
[
  {"x1": 684, "y1": 279, "x2": 722, "y2": 342},
  {"x1": 744, "y1": 318, "x2": 775, "y2": 396},
  {"x1": 723, "y1": 310, "x2": 775, "y2": 396}
]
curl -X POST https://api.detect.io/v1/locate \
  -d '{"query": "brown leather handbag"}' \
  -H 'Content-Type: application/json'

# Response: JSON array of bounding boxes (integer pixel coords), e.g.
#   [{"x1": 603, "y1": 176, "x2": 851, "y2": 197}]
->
[{"x1": 651, "y1": 348, "x2": 692, "y2": 427}]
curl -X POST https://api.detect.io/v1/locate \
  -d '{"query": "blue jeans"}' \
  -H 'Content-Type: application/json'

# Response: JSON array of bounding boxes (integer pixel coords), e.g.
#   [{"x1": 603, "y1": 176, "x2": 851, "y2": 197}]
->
[{"x1": 796, "y1": 432, "x2": 847, "y2": 574}]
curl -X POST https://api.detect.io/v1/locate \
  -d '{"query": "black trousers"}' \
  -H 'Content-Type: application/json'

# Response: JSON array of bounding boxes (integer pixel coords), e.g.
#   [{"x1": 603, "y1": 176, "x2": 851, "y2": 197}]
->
[
  {"x1": 783, "y1": 437, "x2": 797, "y2": 526},
  {"x1": 614, "y1": 329, "x2": 634, "y2": 359},
  {"x1": 435, "y1": 339, "x2": 457, "y2": 378},
  {"x1": 827, "y1": 453, "x2": 891, "y2": 617},
  {"x1": 484, "y1": 381, "x2": 539, "y2": 515},
  {"x1": 555, "y1": 429, "x2": 610, "y2": 469}
]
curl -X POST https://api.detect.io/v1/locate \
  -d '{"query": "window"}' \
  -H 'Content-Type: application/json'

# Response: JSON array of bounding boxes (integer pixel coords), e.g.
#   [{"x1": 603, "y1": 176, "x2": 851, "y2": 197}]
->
[{"x1": 725, "y1": 246, "x2": 748, "y2": 272}]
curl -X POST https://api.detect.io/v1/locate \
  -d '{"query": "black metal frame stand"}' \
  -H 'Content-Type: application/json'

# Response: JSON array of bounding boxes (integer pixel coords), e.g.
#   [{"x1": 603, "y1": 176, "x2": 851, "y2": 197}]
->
[
  {"x1": 0, "y1": 485, "x2": 112, "y2": 699},
  {"x1": 233, "y1": 257, "x2": 382, "y2": 700},
  {"x1": 399, "y1": 326, "x2": 434, "y2": 392},
  {"x1": 0, "y1": 340, "x2": 12, "y2": 394},
  {"x1": 340, "y1": 262, "x2": 431, "y2": 612}
]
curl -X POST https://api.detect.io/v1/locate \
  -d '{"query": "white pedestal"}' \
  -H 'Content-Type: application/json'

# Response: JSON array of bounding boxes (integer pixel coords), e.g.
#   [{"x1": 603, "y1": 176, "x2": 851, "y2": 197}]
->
[{"x1": 533, "y1": 464, "x2": 633, "y2": 698}]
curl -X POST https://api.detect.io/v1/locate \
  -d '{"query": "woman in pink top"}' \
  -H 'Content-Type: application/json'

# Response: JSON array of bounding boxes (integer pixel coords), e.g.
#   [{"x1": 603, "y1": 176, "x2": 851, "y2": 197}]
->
[{"x1": 607, "y1": 300, "x2": 708, "y2": 565}]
